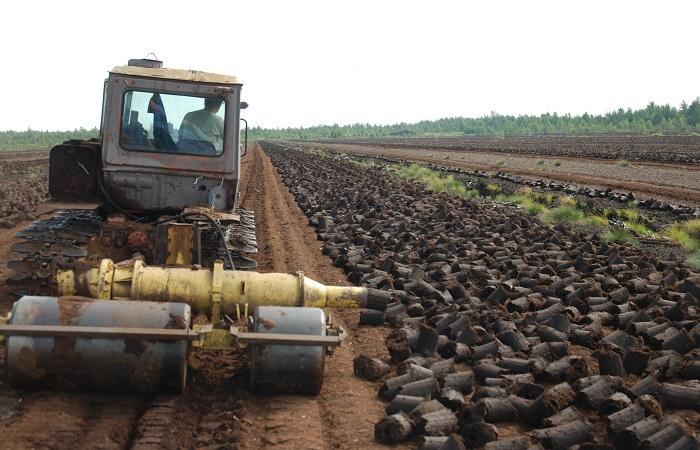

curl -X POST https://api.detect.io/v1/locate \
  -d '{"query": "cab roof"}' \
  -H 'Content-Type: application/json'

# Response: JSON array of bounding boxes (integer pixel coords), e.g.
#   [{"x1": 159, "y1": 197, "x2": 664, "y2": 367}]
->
[{"x1": 110, "y1": 65, "x2": 241, "y2": 85}]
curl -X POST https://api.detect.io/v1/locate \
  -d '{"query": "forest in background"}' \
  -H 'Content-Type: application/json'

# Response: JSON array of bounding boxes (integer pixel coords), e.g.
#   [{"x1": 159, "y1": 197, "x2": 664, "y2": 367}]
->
[
  {"x1": 1, "y1": 99, "x2": 699, "y2": 150},
  {"x1": 250, "y1": 99, "x2": 700, "y2": 140}
]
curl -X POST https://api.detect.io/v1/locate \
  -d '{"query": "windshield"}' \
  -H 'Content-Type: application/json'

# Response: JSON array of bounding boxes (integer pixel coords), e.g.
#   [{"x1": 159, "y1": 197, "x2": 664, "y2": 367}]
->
[{"x1": 120, "y1": 90, "x2": 226, "y2": 156}]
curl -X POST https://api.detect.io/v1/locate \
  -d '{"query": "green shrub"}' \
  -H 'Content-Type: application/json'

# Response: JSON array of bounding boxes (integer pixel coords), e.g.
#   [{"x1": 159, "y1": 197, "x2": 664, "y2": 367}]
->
[
  {"x1": 537, "y1": 160, "x2": 545, "y2": 165},
  {"x1": 617, "y1": 159, "x2": 631, "y2": 167},
  {"x1": 554, "y1": 160, "x2": 562, "y2": 167}
]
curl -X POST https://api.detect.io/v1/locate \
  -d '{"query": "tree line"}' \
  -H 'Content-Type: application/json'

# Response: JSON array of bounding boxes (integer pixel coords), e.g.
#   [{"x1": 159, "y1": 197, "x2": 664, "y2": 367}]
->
[
  {"x1": 249, "y1": 98, "x2": 700, "y2": 140},
  {"x1": 1, "y1": 99, "x2": 698, "y2": 150},
  {"x1": 0, "y1": 128, "x2": 99, "y2": 151}
]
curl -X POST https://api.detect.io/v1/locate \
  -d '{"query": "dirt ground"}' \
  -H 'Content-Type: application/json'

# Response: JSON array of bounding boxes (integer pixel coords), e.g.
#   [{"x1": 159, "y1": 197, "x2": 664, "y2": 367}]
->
[
  {"x1": 0, "y1": 145, "x2": 405, "y2": 450},
  {"x1": 0, "y1": 138, "x2": 697, "y2": 449},
  {"x1": 327, "y1": 135, "x2": 700, "y2": 163},
  {"x1": 234, "y1": 144, "x2": 408, "y2": 450}
]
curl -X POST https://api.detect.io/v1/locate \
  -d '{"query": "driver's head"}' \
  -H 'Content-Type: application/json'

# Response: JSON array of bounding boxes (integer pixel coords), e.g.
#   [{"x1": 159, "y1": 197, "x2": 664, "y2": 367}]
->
[{"x1": 204, "y1": 97, "x2": 224, "y2": 112}]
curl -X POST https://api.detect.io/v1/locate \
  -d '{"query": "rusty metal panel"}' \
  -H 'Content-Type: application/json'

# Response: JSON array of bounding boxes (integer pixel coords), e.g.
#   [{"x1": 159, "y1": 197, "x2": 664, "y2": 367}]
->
[
  {"x1": 166, "y1": 223, "x2": 194, "y2": 265},
  {"x1": 249, "y1": 306, "x2": 326, "y2": 395},
  {"x1": 104, "y1": 172, "x2": 236, "y2": 211},
  {"x1": 5, "y1": 296, "x2": 190, "y2": 392},
  {"x1": 111, "y1": 65, "x2": 241, "y2": 85},
  {"x1": 235, "y1": 330, "x2": 341, "y2": 347},
  {"x1": 48, "y1": 141, "x2": 100, "y2": 201},
  {"x1": 102, "y1": 75, "x2": 241, "y2": 178},
  {"x1": 98, "y1": 72, "x2": 243, "y2": 211},
  {"x1": 0, "y1": 324, "x2": 190, "y2": 340}
]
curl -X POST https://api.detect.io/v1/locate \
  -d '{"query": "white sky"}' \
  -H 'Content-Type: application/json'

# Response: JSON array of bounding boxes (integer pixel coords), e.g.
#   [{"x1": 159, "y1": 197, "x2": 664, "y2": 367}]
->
[{"x1": 1, "y1": 0, "x2": 698, "y2": 131}]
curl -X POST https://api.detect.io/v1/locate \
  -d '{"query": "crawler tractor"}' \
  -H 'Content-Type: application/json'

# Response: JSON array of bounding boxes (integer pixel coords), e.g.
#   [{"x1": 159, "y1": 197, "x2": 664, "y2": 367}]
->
[{"x1": 0, "y1": 59, "x2": 388, "y2": 394}]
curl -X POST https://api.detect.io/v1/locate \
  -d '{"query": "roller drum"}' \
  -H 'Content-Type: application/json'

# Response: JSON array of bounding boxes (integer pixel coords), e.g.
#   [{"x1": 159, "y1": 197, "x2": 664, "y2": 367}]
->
[
  {"x1": 249, "y1": 306, "x2": 326, "y2": 394},
  {"x1": 6, "y1": 296, "x2": 190, "y2": 392}
]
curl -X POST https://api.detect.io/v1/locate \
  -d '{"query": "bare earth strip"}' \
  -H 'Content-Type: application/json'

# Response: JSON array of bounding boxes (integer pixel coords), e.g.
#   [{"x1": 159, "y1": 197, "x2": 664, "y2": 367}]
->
[
  {"x1": 236, "y1": 144, "x2": 409, "y2": 450},
  {"x1": 317, "y1": 142, "x2": 700, "y2": 205}
]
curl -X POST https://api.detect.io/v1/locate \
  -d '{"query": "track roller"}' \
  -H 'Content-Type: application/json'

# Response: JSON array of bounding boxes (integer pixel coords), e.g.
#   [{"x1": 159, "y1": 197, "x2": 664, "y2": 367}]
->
[{"x1": 4, "y1": 296, "x2": 190, "y2": 392}]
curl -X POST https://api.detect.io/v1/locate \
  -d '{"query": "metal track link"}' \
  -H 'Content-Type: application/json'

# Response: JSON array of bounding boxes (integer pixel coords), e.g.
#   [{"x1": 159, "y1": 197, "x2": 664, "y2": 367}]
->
[
  {"x1": 7, "y1": 207, "x2": 258, "y2": 296},
  {"x1": 7, "y1": 209, "x2": 102, "y2": 296}
]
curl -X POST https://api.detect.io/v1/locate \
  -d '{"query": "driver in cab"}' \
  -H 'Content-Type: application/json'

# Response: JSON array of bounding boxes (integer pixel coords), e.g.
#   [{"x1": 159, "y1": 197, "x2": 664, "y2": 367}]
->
[{"x1": 178, "y1": 97, "x2": 224, "y2": 153}]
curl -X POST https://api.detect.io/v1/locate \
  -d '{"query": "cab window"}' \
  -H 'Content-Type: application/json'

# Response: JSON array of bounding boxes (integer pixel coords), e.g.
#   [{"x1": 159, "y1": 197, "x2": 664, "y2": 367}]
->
[{"x1": 120, "y1": 90, "x2": 225, "y2": 156}]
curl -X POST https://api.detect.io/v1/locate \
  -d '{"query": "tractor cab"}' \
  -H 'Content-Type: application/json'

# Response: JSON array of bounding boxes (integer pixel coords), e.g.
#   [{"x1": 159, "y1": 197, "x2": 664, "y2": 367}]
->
[{"x1": 50, "y1": 58, "x2": 246, "y2": 213}]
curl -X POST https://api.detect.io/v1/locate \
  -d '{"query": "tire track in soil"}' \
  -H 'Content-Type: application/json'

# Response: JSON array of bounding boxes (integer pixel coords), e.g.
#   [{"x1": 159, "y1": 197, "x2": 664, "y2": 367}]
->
[
  {"x1": 0, "y1": 392, "x2": 148, "y2": 449},
  {"x1": 236, "y1": 144, "x2": 409, "y2": 450}
]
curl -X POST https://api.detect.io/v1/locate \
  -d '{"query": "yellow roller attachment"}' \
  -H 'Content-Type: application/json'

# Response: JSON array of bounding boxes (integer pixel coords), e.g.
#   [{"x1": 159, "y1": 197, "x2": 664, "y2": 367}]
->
[
  {"x1": 0, "y1": 311, "x2": 9, "y2": 344},
  {"x1": 56, "y1": 259, "x2": 390, "y2": 316}
]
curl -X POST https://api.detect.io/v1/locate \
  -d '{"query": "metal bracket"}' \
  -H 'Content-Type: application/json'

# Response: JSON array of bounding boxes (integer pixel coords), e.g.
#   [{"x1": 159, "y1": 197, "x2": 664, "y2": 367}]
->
[
  {"x1": 297, "y1": 271, "x2": 305, "y2": 307},
  {"x1": 210, "y1": 259, "x2": 224, "y2": 322},
  {"x1": 191, "y1": 323, "x2": 235, "y2": 349},
  {"x1": 96, "y1": 258, "x2": 115, "y2": 299},
  {"x1": 325, "y1": 324, "x2": 347, "y2": 356},
  {"x1": 0, "y1": 324, "x2": 191, "y2": 341},
  {"x1": 230, "y1": 326, "x2": 342, "y2": 347},
  {"x1": 0, "y1": 312, "x2": 10, "y2": 344}
]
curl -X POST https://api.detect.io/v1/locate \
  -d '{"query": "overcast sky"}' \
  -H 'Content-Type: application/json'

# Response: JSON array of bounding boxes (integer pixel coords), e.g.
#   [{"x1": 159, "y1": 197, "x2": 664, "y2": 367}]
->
[{"x1": 1, "y1": 0, "x2": 698, "y2": 131}]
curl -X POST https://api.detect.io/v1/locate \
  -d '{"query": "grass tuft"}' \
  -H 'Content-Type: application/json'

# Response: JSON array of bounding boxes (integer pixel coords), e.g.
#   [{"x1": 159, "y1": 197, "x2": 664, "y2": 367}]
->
[
  {"x1": 687, "y1": 252, "x2": 700, "y2": 270},
  {"x1": 523, "y1": 200, "x2": 546, "y2": 215},
  {"x1": 486, "y1": 184, "x2": 501, "y2": 195},
  {"x1": 663, "y1": 223, "x2": 700, "y2": 252},
  {"x1": 541, "y1": 206, "x2": 584, "y2": 224},
  {"x1": 685, "y1": 219, "x2": 700, "y2": 240},
  {"x1": 496, "y1": 160, "x2": 505, "y2": 166},
  {"x1": 603, "y1": 229, "x2": 640, "y2": 246},
  {"x1": 537, "y1": 160, "x2": 545, "y2": 165},
  {"x1": 586, "y1": 216, "x2": 609, "y2": 227},
  {"x1": 617, "y1": 159, "x2": 631, "y2": 167},
  {"x1": 559, "y1": 195, "x2": 577, "y2": 207},
  {"x1": 397, "y1": 164, "x2": 479, "y2": 198},
  {"x1": 625, "y1": 221, "x2": 652, "y2": 236}
]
